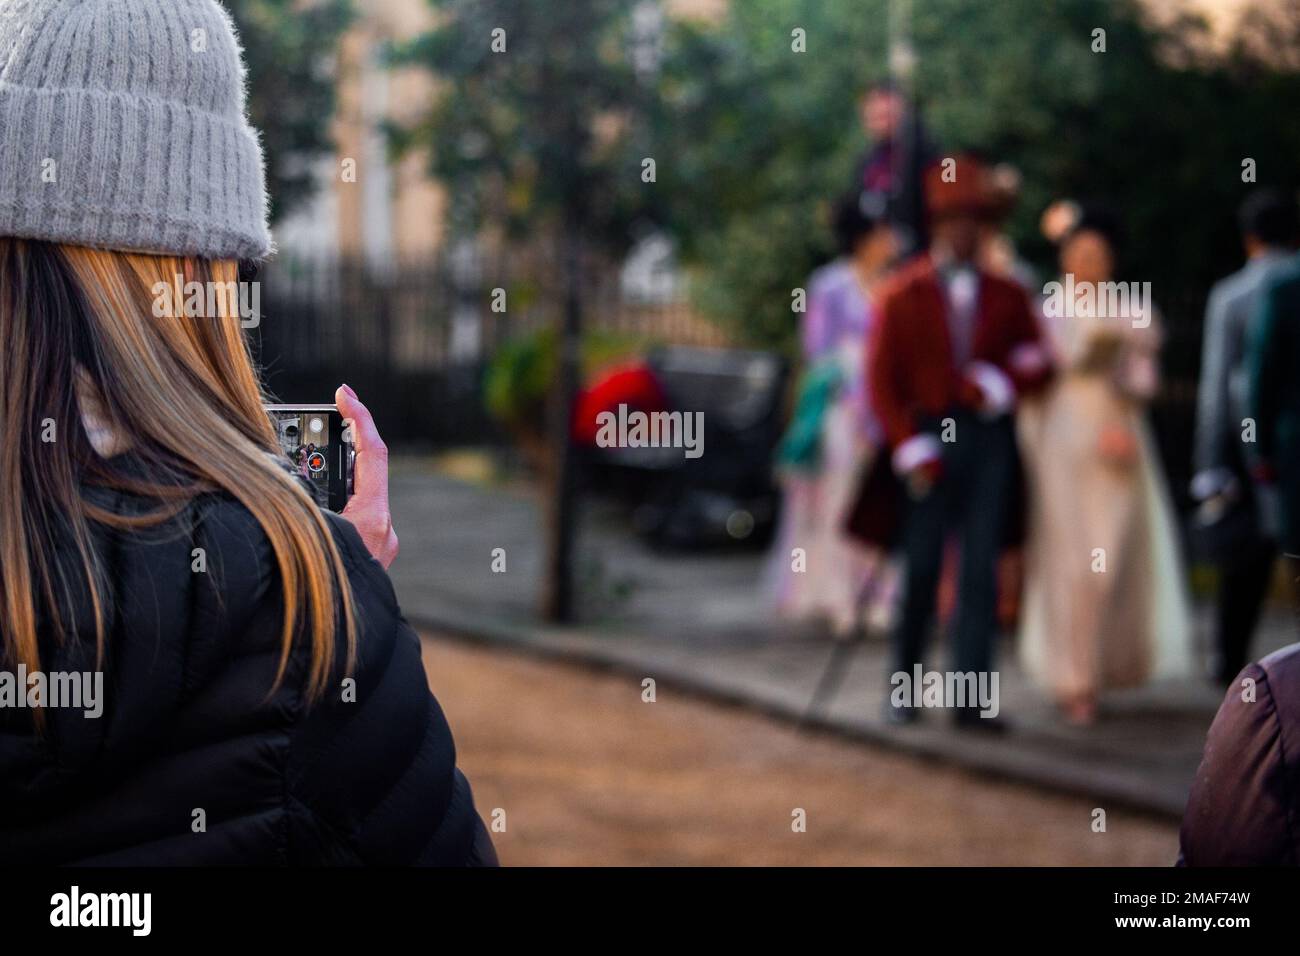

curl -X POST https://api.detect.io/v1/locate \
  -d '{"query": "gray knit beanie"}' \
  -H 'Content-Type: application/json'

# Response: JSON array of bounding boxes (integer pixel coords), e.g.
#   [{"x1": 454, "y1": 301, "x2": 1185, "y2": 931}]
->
[{"x1": 0, "y1": 0, "x2": 272, "y2": 259}]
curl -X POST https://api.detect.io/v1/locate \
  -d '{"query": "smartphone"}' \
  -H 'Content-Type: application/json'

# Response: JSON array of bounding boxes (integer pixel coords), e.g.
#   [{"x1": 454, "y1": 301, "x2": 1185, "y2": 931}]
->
[{"x1": 264, "y1": 404, "x2": 355, "y2": 512}]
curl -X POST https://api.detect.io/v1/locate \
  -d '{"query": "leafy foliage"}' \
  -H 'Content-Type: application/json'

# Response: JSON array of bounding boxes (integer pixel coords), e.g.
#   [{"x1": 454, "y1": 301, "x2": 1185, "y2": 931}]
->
[
  {"x1": 395, "y1": 0, "x2": 1300, "y2": 359},
  {"x1": 655, "y1": 0, "x2": 1300, "y2": 351},
  {"x1": 392, "y1": 0, "x2": 657, "y2": 251},
  {"x1": 484, "y1": 327, "x2": 649, "y2": 430},
  {"x1": 225, "y1": 0, "x2": 354, "y2": 222}
]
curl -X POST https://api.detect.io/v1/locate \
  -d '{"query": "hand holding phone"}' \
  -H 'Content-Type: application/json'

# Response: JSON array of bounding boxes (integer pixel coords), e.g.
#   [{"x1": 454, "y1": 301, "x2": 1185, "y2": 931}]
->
[
  {"x1": 264, "y1": 386, "x2": 398, "y2": 569},
  {"x1": 335, "y1": 384, "x2": 399, "y2": 569}
]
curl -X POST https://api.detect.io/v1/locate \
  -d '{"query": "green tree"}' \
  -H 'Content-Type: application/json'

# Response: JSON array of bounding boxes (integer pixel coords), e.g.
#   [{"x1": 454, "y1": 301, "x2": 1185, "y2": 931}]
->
[
  {"x1": 656, "y1": 0, "x2": 1300, "y2": 355},
  {"x1": 225, "y1": 0, "x2": 354, "y2": 221},
  {"x1": 395, "y1": 0, "x2": 661, "y2": 622},
  {"x1": 652, "y1": 0, "x2": 891, "y2": 347},
  {"x1": 391, "y1": 0, "x2": 656, "y2": 252}
]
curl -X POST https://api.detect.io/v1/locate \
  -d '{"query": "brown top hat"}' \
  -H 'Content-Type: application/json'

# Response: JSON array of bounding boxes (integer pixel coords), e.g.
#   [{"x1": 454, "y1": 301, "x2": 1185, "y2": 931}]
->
[{"x1": 924, "y1": 154, "x2": 1015, "y2": 222}]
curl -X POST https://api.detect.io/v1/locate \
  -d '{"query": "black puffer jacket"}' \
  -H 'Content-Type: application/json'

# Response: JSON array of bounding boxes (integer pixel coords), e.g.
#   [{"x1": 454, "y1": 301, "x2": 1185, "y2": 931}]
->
[{"x1": 0, "y1": 486, "x2": 496, "y2": 865}]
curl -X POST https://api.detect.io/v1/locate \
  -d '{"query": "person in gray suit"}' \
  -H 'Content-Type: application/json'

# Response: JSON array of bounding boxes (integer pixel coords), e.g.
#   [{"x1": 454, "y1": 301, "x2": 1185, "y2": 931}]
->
[{"x1": 1192, "y1": 189, "x2": 1299, "y2": 684}]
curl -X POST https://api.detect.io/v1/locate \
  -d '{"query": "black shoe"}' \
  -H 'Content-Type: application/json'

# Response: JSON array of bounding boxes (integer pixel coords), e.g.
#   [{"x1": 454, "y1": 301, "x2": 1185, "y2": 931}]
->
[{"x1": 952, "y1": 709, "x2": 1008, "y2": 734}]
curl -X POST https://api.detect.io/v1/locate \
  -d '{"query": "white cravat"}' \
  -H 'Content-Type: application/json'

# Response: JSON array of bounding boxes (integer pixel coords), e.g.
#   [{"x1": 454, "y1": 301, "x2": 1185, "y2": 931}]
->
[{"x1": 943, "y1": 266, "x2": 979, "y2": 366}]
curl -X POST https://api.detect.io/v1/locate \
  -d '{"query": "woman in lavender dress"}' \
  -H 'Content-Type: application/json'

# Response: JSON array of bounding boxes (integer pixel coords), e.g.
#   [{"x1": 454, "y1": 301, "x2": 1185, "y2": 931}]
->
[{"x1": 769, "y1": 195, "x2": 898, "y2": 635}]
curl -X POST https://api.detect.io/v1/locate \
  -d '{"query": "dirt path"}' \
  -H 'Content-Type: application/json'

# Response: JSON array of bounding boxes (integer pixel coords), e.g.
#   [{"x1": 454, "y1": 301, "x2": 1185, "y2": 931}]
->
[{"x1": 421, "y1": 634, "x2": 1179, "y2": 866}]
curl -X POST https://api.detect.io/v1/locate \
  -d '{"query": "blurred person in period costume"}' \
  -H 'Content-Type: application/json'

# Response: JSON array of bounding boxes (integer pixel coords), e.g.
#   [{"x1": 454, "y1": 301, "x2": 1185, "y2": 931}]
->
[
  {"x1": 769, "y1": 194, "x2": 898, "y2": 636},
  {"x1": 848, "y1": 156, "x2": 1052, "y2": 728},
  {"x1": 951, "y1": 163, "x2": 1036, "y2": 632},
  {"x1": 853, "y1": 80, "x2": 939, "y2": 260},
  {"x1": 1017, "y1": 202, "x2": 1193, "y2": 725}
]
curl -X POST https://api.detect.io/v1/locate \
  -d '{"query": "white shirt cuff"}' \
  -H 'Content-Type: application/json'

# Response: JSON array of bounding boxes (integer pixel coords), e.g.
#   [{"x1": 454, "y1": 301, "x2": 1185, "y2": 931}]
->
[
  {"x1": 967, "y1": 361, "x2": 1016, "y2": 417},
  {"x1": 892, "y1": 433, "x2": 942, "y2": 476},
  {"x1": 1190, "y1": 468, "x2": 1237, "y2": 501}
]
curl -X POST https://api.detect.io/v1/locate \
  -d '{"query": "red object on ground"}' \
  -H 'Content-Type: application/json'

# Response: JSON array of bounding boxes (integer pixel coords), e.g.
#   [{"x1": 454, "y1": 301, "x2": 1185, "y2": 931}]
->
[{"x1": 572, "y1": 362, "x2": 669, "y2": 445}]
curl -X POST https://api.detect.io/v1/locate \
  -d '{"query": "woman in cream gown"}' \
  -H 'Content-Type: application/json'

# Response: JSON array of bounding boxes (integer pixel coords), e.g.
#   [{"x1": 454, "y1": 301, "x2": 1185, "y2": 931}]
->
[{"x1": 1018, "y1": 207, "x2": 1193, "y2": 724}]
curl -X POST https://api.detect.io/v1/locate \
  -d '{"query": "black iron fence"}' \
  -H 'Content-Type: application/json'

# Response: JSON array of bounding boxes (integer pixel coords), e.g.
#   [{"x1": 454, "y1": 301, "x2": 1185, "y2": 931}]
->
[{"x1": 251, "y1": 256, "x2": 730, "y2": 447}]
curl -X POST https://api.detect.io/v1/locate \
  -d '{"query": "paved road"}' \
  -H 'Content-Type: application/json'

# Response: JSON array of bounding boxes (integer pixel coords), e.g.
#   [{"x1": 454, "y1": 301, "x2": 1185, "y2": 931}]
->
[
  {"x1": 386, "y1": 457, "x2": 1296, "y2": 817},
  {"x1": 421, "y1": 632, "x2": 1178, "y2": 866}
]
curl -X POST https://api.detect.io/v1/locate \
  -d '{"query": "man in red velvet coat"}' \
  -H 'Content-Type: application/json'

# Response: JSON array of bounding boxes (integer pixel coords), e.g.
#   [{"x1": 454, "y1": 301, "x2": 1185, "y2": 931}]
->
[{"x1": 866, "y1": 155, "x2": 1051, "y2": 729}]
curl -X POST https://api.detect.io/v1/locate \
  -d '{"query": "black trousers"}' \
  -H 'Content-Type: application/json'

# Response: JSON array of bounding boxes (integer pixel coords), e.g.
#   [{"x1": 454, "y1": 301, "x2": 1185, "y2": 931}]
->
[
  {"x1": 889, "y1": 414, "x2": 1016, "y2": 709},
  {"x1": 1213, "y1": 533, "x2": 1276, "y2": 684}
]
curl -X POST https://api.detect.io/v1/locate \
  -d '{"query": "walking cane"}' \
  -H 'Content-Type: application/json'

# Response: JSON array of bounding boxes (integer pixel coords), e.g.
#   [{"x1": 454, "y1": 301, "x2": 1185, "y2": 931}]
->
[
  {"x1": 802, "y1": 0, "x2": 916, "y2": 729},
  {"x1": 799, "y1": 574, "x2": 877, "y2": 727}
]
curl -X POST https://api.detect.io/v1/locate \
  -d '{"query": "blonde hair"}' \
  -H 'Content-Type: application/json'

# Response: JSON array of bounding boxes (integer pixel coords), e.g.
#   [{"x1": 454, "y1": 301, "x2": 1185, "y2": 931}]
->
[{"x1": 0, "y1": 238, "x2": 356, "y2": 715}]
